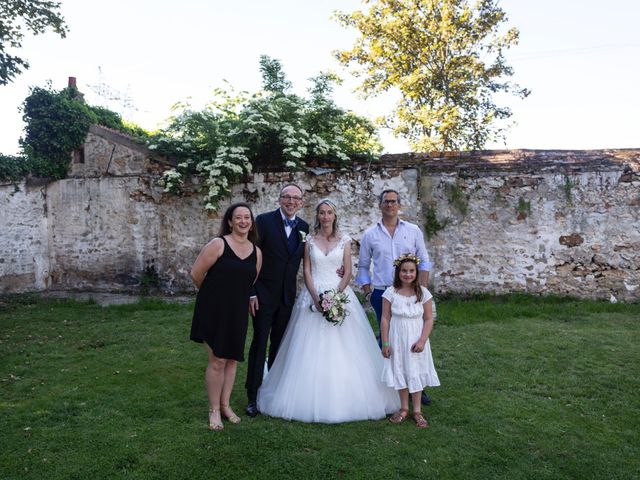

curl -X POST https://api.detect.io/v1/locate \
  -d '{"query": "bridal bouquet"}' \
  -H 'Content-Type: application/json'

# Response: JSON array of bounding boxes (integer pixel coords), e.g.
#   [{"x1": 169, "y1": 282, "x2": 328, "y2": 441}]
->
[{"x1": 313, "y1": 289, "x2": 350, "y2": 326}]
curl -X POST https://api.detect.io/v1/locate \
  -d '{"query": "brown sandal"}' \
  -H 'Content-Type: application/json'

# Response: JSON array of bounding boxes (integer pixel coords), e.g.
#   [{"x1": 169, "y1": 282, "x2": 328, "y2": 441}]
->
[
  {"x1": 221, "y1": 404, "x2": 241, "y2": 424},
  {"x1": 413, "y1": 411, "x2": 429, "y2": 428},
  {"x1": 389, "y1": 408, "x2": 409, "y2": 424}
]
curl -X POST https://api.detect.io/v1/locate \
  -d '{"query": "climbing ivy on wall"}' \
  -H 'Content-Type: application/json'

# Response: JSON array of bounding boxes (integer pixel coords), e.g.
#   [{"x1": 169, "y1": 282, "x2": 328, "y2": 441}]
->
[
  {"x1": 424, "y1": 205, "x2": 450, "y2": 239},
  {"x1": 445, "y1": 182, "x2": 470, "y2": 216},
  {"x1": 0, "y1": 154, "x2": 30, "y2": 183},
  {"x1": 20, "y1": 84, "x2": 95, "y2": 178}
]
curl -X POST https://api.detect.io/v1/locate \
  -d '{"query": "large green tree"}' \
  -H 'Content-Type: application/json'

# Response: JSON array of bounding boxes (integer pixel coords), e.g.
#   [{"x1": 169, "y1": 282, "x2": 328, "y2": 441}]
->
[
  {"x1": 0, "y1": 0, "x2": 68, "y2": 86},
  {"x1": 335, "y1": 0, "x2": 528, "y2": 152}
]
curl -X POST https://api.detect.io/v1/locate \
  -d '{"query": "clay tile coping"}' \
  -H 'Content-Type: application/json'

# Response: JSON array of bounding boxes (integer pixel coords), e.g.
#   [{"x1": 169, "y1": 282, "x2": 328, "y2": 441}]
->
[{"x1": 373, "y1": 149, "x2": 640, "y2": 175}]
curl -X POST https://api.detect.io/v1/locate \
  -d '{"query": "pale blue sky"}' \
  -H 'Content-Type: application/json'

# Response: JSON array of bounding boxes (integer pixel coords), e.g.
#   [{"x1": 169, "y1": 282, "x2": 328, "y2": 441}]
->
[{"x1": 1, "y1": 0, "x2": 638, "y2": 155}]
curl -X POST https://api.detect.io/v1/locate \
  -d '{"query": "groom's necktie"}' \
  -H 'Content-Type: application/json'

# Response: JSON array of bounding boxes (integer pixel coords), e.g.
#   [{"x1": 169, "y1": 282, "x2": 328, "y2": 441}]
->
[{"x1": 285, "y1": 218, "x2": 298, "y2": 253}]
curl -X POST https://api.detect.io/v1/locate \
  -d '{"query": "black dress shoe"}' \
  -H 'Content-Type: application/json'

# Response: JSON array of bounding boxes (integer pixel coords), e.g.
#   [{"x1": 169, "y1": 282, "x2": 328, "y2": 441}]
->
[
  {"x1": 245, "y1": 402, "x2": 259, "y2": 417},
  {"x1": 421, "y1": 391, "x2": 432, "y2": 406}
]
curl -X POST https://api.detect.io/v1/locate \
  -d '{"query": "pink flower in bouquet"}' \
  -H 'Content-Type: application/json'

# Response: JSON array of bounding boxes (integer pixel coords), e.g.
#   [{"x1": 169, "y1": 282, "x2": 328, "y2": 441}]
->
[{"x1": 315, "y1": 289, "x2": 349, "y2": 326}]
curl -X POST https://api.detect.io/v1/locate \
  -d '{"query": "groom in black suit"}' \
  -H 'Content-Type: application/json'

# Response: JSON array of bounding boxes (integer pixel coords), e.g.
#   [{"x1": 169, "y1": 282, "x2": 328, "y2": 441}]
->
[{"x1": 245, "y1": 184, "x2": 309, "y2": 417}]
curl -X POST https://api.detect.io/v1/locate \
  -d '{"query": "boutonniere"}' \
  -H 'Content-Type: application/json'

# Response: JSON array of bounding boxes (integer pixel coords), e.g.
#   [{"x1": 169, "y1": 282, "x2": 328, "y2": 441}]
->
[{"x1": 299, "y1": 231, "x2": 307, "y2": 243}]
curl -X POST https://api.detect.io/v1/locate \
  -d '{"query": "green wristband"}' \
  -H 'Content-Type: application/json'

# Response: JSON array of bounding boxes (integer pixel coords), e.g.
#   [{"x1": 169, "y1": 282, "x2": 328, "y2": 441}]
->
[{"x1": 382, "y1": 341, "x2": 390, "y2": 347}]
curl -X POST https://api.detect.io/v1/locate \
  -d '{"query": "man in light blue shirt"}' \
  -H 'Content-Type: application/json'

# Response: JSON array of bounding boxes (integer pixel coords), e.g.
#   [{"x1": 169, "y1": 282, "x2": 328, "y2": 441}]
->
[{"x1": 356, "y1": 189, "x2": 434, "y2": 404}]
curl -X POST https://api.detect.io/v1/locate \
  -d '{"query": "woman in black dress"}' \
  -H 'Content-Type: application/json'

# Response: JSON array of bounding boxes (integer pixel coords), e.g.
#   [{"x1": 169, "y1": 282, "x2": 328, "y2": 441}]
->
[{"x1": 190, "y1": 203, "x2": 262, "y2": 430}]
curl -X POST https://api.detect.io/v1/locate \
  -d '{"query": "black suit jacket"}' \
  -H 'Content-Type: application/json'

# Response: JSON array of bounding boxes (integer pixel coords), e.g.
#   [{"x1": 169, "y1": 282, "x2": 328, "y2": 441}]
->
[{"x1": 254, "y1": 209, "x2": 309, "y2": 308}]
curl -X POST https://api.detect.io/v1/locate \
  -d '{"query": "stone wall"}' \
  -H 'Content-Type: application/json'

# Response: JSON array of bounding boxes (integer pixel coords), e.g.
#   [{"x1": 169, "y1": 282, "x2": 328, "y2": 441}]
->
[
  {"x1": 0, "y1": 179, "x2": 50, "y2": 293},
  {"x1": 69, "y1": 125, "x2": 169, "y2": 177},
  {"x1": 1, "y1": 146, "x2": 638, "y2": 301},
  {"x1": 416, "y1": 151, "x2": 640, "y2": 301}
]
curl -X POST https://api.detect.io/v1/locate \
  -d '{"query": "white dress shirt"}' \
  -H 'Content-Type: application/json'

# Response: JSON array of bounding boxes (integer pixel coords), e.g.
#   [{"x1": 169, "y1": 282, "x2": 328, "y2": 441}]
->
[{"x1": 356, "y1": 219, "x2": 432, "y2": 288}]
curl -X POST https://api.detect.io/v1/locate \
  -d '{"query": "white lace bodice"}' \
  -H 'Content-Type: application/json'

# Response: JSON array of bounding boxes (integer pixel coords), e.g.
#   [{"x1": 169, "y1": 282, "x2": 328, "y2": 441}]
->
[{"x1": 308, "y1": 235, "x2": 350, "y2": 292}]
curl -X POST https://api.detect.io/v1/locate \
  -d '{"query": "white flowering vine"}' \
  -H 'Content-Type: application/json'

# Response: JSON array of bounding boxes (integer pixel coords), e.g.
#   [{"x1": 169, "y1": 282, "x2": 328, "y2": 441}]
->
[{"x1": 153, "y1": 56, "x2": 382, "y2": 211}]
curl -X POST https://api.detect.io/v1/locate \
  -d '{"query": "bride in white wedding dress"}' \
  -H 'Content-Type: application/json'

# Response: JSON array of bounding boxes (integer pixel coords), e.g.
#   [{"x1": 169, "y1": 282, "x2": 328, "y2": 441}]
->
[{"x1": 257, "y1": 199, "x2": 400, "y2": 423}]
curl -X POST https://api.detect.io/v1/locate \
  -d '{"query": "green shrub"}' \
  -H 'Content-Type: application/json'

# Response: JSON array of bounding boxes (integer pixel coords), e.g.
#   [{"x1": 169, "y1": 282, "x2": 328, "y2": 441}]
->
[
  {"x1": 0, "y1": 154, "x2": 30, "y2": 182},
  {"x1": 157, "y1": 55, "x2": 383, "y2": 211},
  {"x1": 7, "y1": 83, "x2": 151, "y2": 182},
  {"x1": 20, "y1": 85, "x2": 93, "y2": 178}
]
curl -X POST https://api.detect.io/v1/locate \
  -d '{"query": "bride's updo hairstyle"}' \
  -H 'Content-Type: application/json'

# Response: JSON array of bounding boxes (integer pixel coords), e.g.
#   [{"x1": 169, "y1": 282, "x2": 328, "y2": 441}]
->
[{"x1": 313, "y1": 198, "x2": 339, "y2": 238}]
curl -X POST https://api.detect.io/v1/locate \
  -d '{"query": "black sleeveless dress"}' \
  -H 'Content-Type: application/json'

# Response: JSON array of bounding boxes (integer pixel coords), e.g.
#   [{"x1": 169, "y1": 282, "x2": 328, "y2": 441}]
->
[{"x1": 190, "y1": 237, "x2": 257, "y2": 361}]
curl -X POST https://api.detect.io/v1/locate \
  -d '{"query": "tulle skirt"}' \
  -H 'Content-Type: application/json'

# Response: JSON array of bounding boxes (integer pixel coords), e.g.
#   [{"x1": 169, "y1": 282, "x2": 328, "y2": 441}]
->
[{"x1": 257, "y1": 286, "x2": 400, "y2": 423}]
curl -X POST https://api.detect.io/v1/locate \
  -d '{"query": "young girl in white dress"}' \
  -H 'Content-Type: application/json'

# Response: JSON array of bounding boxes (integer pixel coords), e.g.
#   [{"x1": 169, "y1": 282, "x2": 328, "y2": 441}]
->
[{"x1": 380, "y1": 254, "x2": 440, "y2": 428}]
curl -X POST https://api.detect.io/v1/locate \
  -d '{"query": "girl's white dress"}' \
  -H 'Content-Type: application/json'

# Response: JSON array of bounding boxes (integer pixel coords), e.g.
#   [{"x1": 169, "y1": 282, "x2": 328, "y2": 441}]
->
[
  {"x1": 381, "y1": 286, "x2": 440, "y2": 393},
  {"x1": 257, "y1": 235, "x2": 400, "y2": 423}
]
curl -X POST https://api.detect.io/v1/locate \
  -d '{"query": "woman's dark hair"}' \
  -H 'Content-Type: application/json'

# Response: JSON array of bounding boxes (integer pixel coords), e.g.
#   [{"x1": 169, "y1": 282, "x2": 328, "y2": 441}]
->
[
  {"x1": 218, "y1": 202, "x2": 258, "y2": 244},
  {"x1": 392, "y1": 258, "x2": 423, "y2": 302}
]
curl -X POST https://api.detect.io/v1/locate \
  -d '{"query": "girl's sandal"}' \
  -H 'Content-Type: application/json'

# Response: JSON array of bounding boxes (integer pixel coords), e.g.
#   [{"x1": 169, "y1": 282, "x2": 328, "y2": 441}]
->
[
  {"x1": 221, "y1": 404, "x2": 241, "y2": 424},
  {"x1": 208, "y1": 408, "x2": 224, "y2": 431},
  {"x1": 389, "y1": 408, "x2": 409, "y2": 424},
  {"x1": 413, "y1": 411, "x2": 429, "y2": 429}
]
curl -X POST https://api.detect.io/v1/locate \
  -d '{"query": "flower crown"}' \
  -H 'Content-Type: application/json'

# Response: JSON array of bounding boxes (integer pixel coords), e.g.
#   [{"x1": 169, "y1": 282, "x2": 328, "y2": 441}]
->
[{"x1": 393, "y1": 254, "x2": 421, "y2": 268}]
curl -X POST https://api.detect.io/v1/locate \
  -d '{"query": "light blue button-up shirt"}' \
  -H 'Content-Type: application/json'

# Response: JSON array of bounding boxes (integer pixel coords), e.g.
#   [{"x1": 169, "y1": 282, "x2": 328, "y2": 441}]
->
[{"x1": 356, "y1": 219, "x2": 432, "y2": 288}]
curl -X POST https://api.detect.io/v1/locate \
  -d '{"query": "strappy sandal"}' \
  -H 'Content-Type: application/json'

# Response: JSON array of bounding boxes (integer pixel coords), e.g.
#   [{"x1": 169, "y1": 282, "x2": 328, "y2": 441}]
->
[
  {"x1": 208, "y1": 408, "x2": 224, "y2": 431},
  {"x1": 221, "y1": 404, "x2": 241, "y2": 424},
  {"x1": 413, "y1": 411, "x2": 429, "y2": 429},
  {"x1": 389, "y1": 408, "x2": 409, "y2": 424}
]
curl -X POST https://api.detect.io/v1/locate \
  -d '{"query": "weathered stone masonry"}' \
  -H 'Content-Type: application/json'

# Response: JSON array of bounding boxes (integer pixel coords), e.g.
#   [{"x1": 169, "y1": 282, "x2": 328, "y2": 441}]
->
[
  {"x1": 1, "y1": 125, "x2": 638, "y2": 301},
  {"x1": 411, "y1": 150, "x2": 640, "y2": 301}
]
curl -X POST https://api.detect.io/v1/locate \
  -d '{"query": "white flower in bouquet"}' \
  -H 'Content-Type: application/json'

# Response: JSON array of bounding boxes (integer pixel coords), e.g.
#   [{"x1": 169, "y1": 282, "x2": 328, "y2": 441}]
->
[{"x1": 315, "y1": 289, "x2": 350, "y2": 326}]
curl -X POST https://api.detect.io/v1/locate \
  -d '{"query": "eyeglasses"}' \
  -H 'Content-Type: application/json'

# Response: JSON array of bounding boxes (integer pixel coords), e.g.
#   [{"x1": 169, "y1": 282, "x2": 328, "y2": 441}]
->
[
  {"x1": 382, "y1": 199, "x2": 399, "y2": 205},
  {"x1": 280, "y1": 195, "x2": 303, "y2": 202}
]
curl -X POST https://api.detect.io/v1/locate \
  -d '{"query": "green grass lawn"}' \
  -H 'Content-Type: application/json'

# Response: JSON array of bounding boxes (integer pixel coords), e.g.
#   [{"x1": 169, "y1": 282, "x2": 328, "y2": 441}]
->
[{"x1": 1, "y1": 294, "x2": 639, "y2": 480}]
